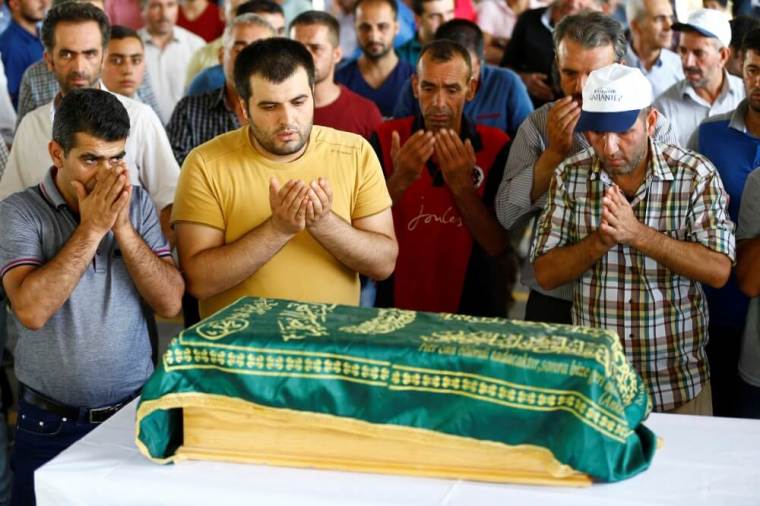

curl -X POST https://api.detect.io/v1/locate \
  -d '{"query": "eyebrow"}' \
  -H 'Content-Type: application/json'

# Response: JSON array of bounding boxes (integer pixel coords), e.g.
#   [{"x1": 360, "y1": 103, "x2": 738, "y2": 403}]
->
[
  {"x1": 79, "y1": 150, "x2": 127, "y2": 161},
  {"x1": 256, "y1": 94, "x2": 309, "y2": 106}
]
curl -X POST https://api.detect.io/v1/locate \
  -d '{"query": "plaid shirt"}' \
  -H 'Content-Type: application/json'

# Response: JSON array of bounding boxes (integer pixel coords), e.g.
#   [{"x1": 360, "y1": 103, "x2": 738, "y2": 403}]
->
[
  {"x1": 16, "y1": 60, "x2": 162, "y2": 127},
  {"x1": 530, "y1": 139, "x2": 735, "y2": 411},
  {"x1": 165, "y1": 85, "x2": 240, "y2": 166}
]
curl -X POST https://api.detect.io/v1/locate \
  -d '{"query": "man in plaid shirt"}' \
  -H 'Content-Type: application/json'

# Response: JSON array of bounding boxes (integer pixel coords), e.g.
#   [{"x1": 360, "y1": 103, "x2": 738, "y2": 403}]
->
[{"x1": 532, "y1": 64, "x2": 735, "y2": 414}]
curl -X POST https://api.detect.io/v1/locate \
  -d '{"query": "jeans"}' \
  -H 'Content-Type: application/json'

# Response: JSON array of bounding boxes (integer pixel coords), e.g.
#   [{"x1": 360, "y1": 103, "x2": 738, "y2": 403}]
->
[{"x1": 10, "y1": 398, "x2": 98, "y2": 506}]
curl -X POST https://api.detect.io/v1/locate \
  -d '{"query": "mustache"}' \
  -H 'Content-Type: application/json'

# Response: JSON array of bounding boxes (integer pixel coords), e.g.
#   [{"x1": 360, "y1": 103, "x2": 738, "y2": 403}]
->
[
  {"x1": 684, "y1": 67, "x2": 702, "y2": 75},
  {"x1": 66, "y1": 71, "x2": 91, "y2": 81}
]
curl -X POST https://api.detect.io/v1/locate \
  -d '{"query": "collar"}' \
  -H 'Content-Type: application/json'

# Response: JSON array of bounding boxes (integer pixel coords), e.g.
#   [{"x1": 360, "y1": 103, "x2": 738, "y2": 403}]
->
[
  {"x1": 411, "y1": 113, "x2": 482, "y2": 186},
  {"x1": 50, "y1": 82, "x2": 109, "y2": 124},
  {"x1": 540, "y1": 6, "x2": 554, "y2": 31},
  {"x1": 729, "y1": 99, "x2": 750, "y2": 133},
  {"x1": 626, "y1": 42, "x2": 663, "y2": 70},
  {"x1": 681, "y1": 69, "x2": 738, "y2": 105},
  {"x1": 38, "y1": 167, "x2": 68, "y2": 211},
  {"x1": 139, "y1": 27, "x2": 180, "y2": 46},
  {"x1": 9, "y1": 18, "x2": 39, "y2": 40},
  {"x1": 589, "y1": 137, "x2": 673, "y2": 183}
]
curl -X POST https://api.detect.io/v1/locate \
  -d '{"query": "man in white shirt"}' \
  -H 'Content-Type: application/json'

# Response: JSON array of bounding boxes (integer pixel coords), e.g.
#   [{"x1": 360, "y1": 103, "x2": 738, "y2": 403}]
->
[
  {"x1": 624, "y1": 0, "x2": 684, "y2": 97},
  {"x1": 655, "y1": 8, "x2": 745, "y2": 146},
  {"x1": 0, "y1": 2, "x2": 179, "y2": 235},
  {"x1": 139, "y1": 0, "x2": 205, "y2": 123}
]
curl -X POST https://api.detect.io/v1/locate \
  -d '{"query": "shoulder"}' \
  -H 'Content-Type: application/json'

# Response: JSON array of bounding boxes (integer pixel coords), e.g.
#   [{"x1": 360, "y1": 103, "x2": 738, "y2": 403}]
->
[
  {"x1": 655, "y1": 81, "x2": 684, "y2": 105},
  {"x1": 374, "y1": 117, "x2": 414, "y2": 136},
  {"x1": 15, "y1": 103, "x2": 48, "y2": 134},
  {"x1": 173, "y1": 90, "x2": 217, "y2": 112},
  {"x1": 311, "y1": 125, "x2": 370, "y2": 153},
  {"x1": 655, "y1": 141, "x2": 718, "y2": 180},
  {"x1": 175, "y1": 26, "x2": 205, "y2": 48},
  {"x1": 698, "y1": 109, "x2": 732, "y2": 130},
  {"x1": 476, "y1": 124, "x2": 510, "y2": 145},
  {"x1": 745, "y1": 166, "x2": 760, "y2": 195},
  {"x1": 336, "y1": 60, "x2": 358, "y2": 77},
  {"x1": 0, "y1": 187, "x2": 45, "y2": 221},
  {"x1": 113, "y1": 92, "x2": 162, "y2": 125},
  {"x1": 186, "y1": 126, "x2": 247, "y2": 166},
  {"x1": 557, "y1": 146, "x2": 596, "y2": 178},
  {"x1": 339, "y1": 86, "x2": 377, "y2": 108},
  {"x1": 482, "y1": 64, "x2": 522, "y2": 87},
  {"x1": 728, "y1": 73, "x2": 745, "y2": 92}
]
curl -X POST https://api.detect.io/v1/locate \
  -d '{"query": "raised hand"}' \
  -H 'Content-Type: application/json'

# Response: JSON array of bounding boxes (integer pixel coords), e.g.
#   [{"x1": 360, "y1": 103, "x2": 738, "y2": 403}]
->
[
  {"x1": 434, "y1": 128, "x2": 477, "y2": 195},
  {"x1": 522, "y1": 72, "x2": 554, "y2": 102},
  {"x1": 306, "y1": 177, "x2": 333, "y2": 229},
  {"x1": 71, "y1": 162, "x2": 129, "y2": 238},
  {"x1": 601, "y1": 185, "x2": 644, "y2": 245},
  {"x1": 546, "y1": 96, "x2": 581, "y2": 158},
  {"x1": 390, "y1": 129, "x2": 435, "y2": 185},
  {"x1": 269, "y1": 177, "x2": 308, "y2": 235}
]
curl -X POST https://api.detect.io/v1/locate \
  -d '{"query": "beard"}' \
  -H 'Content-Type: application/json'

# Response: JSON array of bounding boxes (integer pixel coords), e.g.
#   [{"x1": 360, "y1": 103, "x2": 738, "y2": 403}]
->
[
  {"x1": 748, "y1": 87, "x2": 760, "y2": 113},
  {"x1": 250, "y1": 121, "x2": 312, "y2": 157},
  {"x1": 600, "y1": 142, "x2": 648, "y2": 176},
  {"x1": 361, "y1": 41, "x2": 392, "y2": 61},
  {"x1": 59, "y1": 70, "x2": 100, "y2": 95}
]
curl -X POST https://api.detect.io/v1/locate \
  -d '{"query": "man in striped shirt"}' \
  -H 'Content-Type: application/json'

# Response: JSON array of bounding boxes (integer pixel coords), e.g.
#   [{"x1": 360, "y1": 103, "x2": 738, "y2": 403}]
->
[{"x1": 531, "y1": 64, "x2": 735, "y2": 414}]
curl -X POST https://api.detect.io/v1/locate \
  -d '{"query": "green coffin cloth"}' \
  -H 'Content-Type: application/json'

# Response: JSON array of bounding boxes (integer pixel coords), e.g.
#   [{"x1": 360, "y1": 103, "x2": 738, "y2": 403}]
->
[{"x1": 136, "y1": 297, "x2": 656, "y2": 482}]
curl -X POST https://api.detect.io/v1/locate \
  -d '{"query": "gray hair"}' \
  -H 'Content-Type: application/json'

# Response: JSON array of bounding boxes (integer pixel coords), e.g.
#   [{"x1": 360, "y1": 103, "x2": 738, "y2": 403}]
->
[
  {"x1": 222, "y1": 13, "x2": 276, "y2": 49},
  {"x1": 553, "y1": 10, "x2": 626, "y2": 63},
  {"x1": 625, "y1": 0, "x2": 646, "y2": 24}
]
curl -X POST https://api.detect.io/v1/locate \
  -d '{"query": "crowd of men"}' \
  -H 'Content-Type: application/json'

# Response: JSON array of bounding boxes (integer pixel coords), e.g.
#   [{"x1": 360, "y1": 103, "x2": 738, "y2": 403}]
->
[{"x1": 0, "y1": 0, "x2": 758, "y2": 504}]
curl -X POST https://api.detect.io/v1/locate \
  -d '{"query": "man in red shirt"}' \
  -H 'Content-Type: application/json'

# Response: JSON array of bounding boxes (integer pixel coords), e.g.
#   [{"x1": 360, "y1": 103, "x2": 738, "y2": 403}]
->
[
  {"x1": 291, "y1": 10, "x2": 383, "y2": 140},
  {"x1": 372, "y1": 39, "x2": 512, "y2": 315}
]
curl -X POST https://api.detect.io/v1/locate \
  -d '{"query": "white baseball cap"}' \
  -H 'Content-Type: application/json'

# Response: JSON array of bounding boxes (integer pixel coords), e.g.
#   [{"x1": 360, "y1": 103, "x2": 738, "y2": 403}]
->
[
  {"x1": 672, "y1": 8, "x2": 731, "y2": 48},
  {"x1": 575, "y1": 64, "x2": 653, "y2": 133}
]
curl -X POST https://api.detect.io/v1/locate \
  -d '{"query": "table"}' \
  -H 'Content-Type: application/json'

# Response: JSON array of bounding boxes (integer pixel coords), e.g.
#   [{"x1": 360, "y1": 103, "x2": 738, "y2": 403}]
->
[{"x1": 35, "y1": 399, "x2": 760, "y2": 506}]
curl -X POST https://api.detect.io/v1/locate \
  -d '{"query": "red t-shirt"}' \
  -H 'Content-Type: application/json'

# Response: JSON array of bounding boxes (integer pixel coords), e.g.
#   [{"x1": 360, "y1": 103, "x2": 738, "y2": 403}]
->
[
  {"x1": 314, "y1": 85, "x2": 384, "y2": 140},
  {"x1": 177, "y1": 2, "x2": 224, "y2": 42},
  {"x1": 455, "y1": 0, "x2": 477, "y2": 22}
]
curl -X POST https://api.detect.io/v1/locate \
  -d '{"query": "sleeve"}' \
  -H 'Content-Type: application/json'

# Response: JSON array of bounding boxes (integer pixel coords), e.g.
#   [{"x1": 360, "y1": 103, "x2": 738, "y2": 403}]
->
[
  {"x1": 133, "y1": 186, "x2": 172, "y2": 257},
  {"x1": 131, "y1": 104, "x2": 180, "y2": 211},
  {"x1": 686, "y1": 166, "x2": 736, "y2": 263},
  {"x1": 0, "y1": 114, "x2": 35, "y2": 200},
  {"x1": 0, "y1": 197, "x2": 44, "y2": 278},
  {"x1": 165, "y1": 97, "x2": 193, "y2": 166},
  {"x1": 391, "y1": 78, "x2": 417, "y2": 119},
  {"x1": 171, "y1": 149, "x2": 226, "y2": 230},
  {"x1": 652, "y1": 110, "x2": 680, "y2": 146},
  {"x1": 686, "y1": 125, "x2": 700, "y2": 153},
  {"x1": 494, "y1": 112, "x2": 546, "y2": 231},
  {"x1": 504, "y1": 69, "x2": 533, "y2": 139},
  {"x1": 529, "y1": 166, "x2": 574, "y2": 263},
  {"x1": 737, "y1": 168, "x2": 760, "y2": 241},
  {"x1": 15, "y1": 66, "x2": 35, "y2": 130},
  {"x1": 351, "y1": 139, "x2": 392, "y2": 219}
]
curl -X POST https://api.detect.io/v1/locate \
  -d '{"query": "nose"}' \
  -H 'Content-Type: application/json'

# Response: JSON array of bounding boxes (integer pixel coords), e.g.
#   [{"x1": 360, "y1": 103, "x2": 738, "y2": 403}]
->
[
  {"x1": 431, "y1": 88, "x2": 446, "y2": 107},
  {"x1": 683, "y1": 51, "x2": 697, "y2": 68},
  {"x1": 602, "y1": 133, "x2": 620, "y2": 156},
  {"x1": 573, "y1": 73, "x2": 588, "y2": 96}
]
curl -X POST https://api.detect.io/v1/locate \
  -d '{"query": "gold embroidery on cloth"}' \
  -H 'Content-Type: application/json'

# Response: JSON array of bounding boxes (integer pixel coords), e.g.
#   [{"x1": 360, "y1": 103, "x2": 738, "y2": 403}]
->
[
  {"x1": 339, "y1": 308, "x2": 417, "y2": 334},
  {"x1": 277, "y1": 302, "x2": 336, "y2": 341}
]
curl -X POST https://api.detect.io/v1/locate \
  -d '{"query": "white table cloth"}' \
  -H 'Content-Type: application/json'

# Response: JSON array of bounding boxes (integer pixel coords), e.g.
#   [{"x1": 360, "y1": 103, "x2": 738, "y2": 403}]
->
[{"x1": 36, "y1": 399, "x2": 760, "y2": 505}]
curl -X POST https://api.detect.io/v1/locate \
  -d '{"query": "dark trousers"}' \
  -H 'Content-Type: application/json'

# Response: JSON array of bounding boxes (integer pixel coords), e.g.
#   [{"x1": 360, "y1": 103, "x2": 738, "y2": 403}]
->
[
  {"x1": 706, "y1": 323, "x2": 744, "y2": 417},
  {"x1": 524, "y1": 290, "x2": 573, "y2": 324},
  {"x1": 10, "y1": 398, "x2": 98, "y2": 506},
  {"x1": 737, "y1": 378, "x2": 760, "y2": 419}
]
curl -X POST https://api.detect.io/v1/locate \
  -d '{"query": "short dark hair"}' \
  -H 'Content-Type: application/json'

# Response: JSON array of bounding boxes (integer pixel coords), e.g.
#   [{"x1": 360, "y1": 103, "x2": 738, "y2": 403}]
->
[
  {"x1": 411, "y1": 0, "x2": 437, "y2": 16},
  {"x1": 236, "y1": 0, "x2": 284, "y2": 16},
  {"x1": 290, "y1": 10, "x2": 340, "y2": 47},
  {"x1": 418, "y1": 39, "x2": 472, "y2": 80},
  {"x1": 42, "y1": 2, "x2": 111, "y2": 53},
  {"x1": 354, "y1": 0, "x2": 398, "y2": 20},
  {"x1": 742, "y1": 27, "x2": 760, "y2": 55},
  {"x1": 434, "y1": 19, "x2": 484, "y2": 62},
  {"x1": 233, "y1": 37, "x2": 315, "y2": 104},
  {"x1": 53, "y1": 89, "x2": 130, "y2": 155},
  {"x1": 733, "y1": 16, "x2": 760, "y2": 51},
  {"x1": 553, "y1": 11, "x2": 626, "y2": 63},
  {"x1": 110, "y1": 25, "x2": 143, "y2": 47}
]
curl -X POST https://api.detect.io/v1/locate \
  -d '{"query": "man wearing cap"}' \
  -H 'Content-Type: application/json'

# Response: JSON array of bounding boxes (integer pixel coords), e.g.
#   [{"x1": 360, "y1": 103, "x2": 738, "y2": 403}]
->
[
  {"x1": 532, "y1": 63, "x2": 735, "y2": 414},
  {"x1": 654, "y1": 8, "x2": 745, "y2": 147},
  {"x1": 495, "y1": 11, "x2": 677, "y2": 324}
]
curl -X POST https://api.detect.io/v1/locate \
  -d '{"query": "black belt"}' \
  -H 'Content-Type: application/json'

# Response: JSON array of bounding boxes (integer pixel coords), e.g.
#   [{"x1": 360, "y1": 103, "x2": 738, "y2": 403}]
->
[{"x1": 19, "y1": 384, "x2": 138, "y2": 424}]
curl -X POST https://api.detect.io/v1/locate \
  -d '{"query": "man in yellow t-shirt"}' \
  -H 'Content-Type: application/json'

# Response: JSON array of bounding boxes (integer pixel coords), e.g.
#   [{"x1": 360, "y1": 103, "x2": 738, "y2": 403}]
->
[{"x1": 173, "y1": 38, "x2": 397, "y2": 318}]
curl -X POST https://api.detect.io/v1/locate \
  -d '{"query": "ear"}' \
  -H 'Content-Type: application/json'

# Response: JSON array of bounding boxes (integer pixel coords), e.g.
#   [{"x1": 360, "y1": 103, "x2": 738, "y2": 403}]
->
[
  {"x1": 719, "y1": 45, "x2": 731, "y2": 66},
  {"x1": 646, "y1": 107, "x2": 659, "y2": 137},
  {"x1": 44, "y1": 51, "x2": 54, "y2": 72},
  {"x1": 218, "y1": 44, "x2": 224, "y2": 65},
  {"x1": 48, "y1": 140, "x2": 65, "y2": 169},
  {"x1": 393, "y1": 19, "x2": 400, "y2": 37},
  {"x1": 333, "y1": 45, "x2": 343, "y2": 66},
  {"x1": 411, "y1": 73, "x2": 419, "y2": 99},
  {"x1": 237, "y1": 97, "x2": 249, "y2": 121},
  {"x1": 465, "y1": 74, "x2": 477, "y2": 101}
]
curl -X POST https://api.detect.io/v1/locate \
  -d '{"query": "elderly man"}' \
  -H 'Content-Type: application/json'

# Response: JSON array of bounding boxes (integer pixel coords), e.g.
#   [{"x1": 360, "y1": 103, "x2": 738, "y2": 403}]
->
[
  {"x1": 15, "y1": 0, "x2": 161, "y2": 126},
  {"x1": 0, "y1": 2, "x2": 179, "y2": 239},
  {"x1": 688, "y1": 28, "x2": 760, "y2": 417},
  {"x1": 624, "y1": 0, "x2": 683, "y2": 97},
  {"x1": 335, "y1": 0, "x2": 415, "y2": 117},
  {"x1": 372, "y1": 39, "x2": 511, "y2": 315},
  {"x1": 173, "y1": 38, "x2": 397, "y2": 318},
  {"x1": 139, "y1": 0, "x2": 205, "y2": 123},
  {"x1": 655, "y1": 8, "x2": 745, "y2": 147},
  {"x1": 166, "y1": 13, "x2": 275, "y2": 166},
  {"x1": 532, "y1": 63, "x2": 734, "y2": 414},
  {"x1": 0, "y1": 88, "x2": 183, "y2": 506},
  {"x1": 499, "y1": 0, "x2": 602, "y2": 107},
  {"x1": 495, "y1": 11, "x2": 676, "y2": 324},
  {"x1": 393, "y1": 19, "x2": 532, "y2": 139}
]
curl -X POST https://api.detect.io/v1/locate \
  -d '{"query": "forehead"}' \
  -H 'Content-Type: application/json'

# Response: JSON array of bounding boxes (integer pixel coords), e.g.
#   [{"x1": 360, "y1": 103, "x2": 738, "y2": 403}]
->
[
  {"x1": 232, "y1": 23, "x2": 273, "y2": 43},
  {"x1": 292, "y1": 23, "x2": 331, "y2": 43},
  {"x1": 679, "y1": 31, "x2": 720, "y2": 50},
  {"x1": 422, "y1": 0, "x2": 454, "y2": 14},
  {"x1": 257, "y1": 12, "x2": 285, "y2": 30},
  {"x1": 145, "y1": 0, "x2": 177, "y2": 8},
  {"x1": 109, "y1": 37, "x2": 143, "y2": 54},
  {"x1": 357, "y1": 2, "x2": 395, "y2": 23},
  {"x1": 53, "y1": 20, "x2": 103, "y2": 49},
  {"x1": 68, "y1": 131, "x2": 126, "y2": 155},
  {"x1": 745, "y1": 48, "x2": 760, "y2": 64},
  {"x1": 557, "y1": 39, "x2": 615, "y2": 69},
  {"x1": 249, "y1": 67, "x2": 311, "y2": 101},
  {"x1": 645, "y1": 0, "x2": 673, "y2": 15},
  {"x1": 418, "y1": 54, "x2": 469, "y2": 82}
]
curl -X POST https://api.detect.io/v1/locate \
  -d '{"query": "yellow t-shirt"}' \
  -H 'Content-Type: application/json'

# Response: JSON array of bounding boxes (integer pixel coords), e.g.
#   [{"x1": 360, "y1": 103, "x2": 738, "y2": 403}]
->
[{"x1": 172, "y1": 125, "x2": 392, "y2": 317}]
